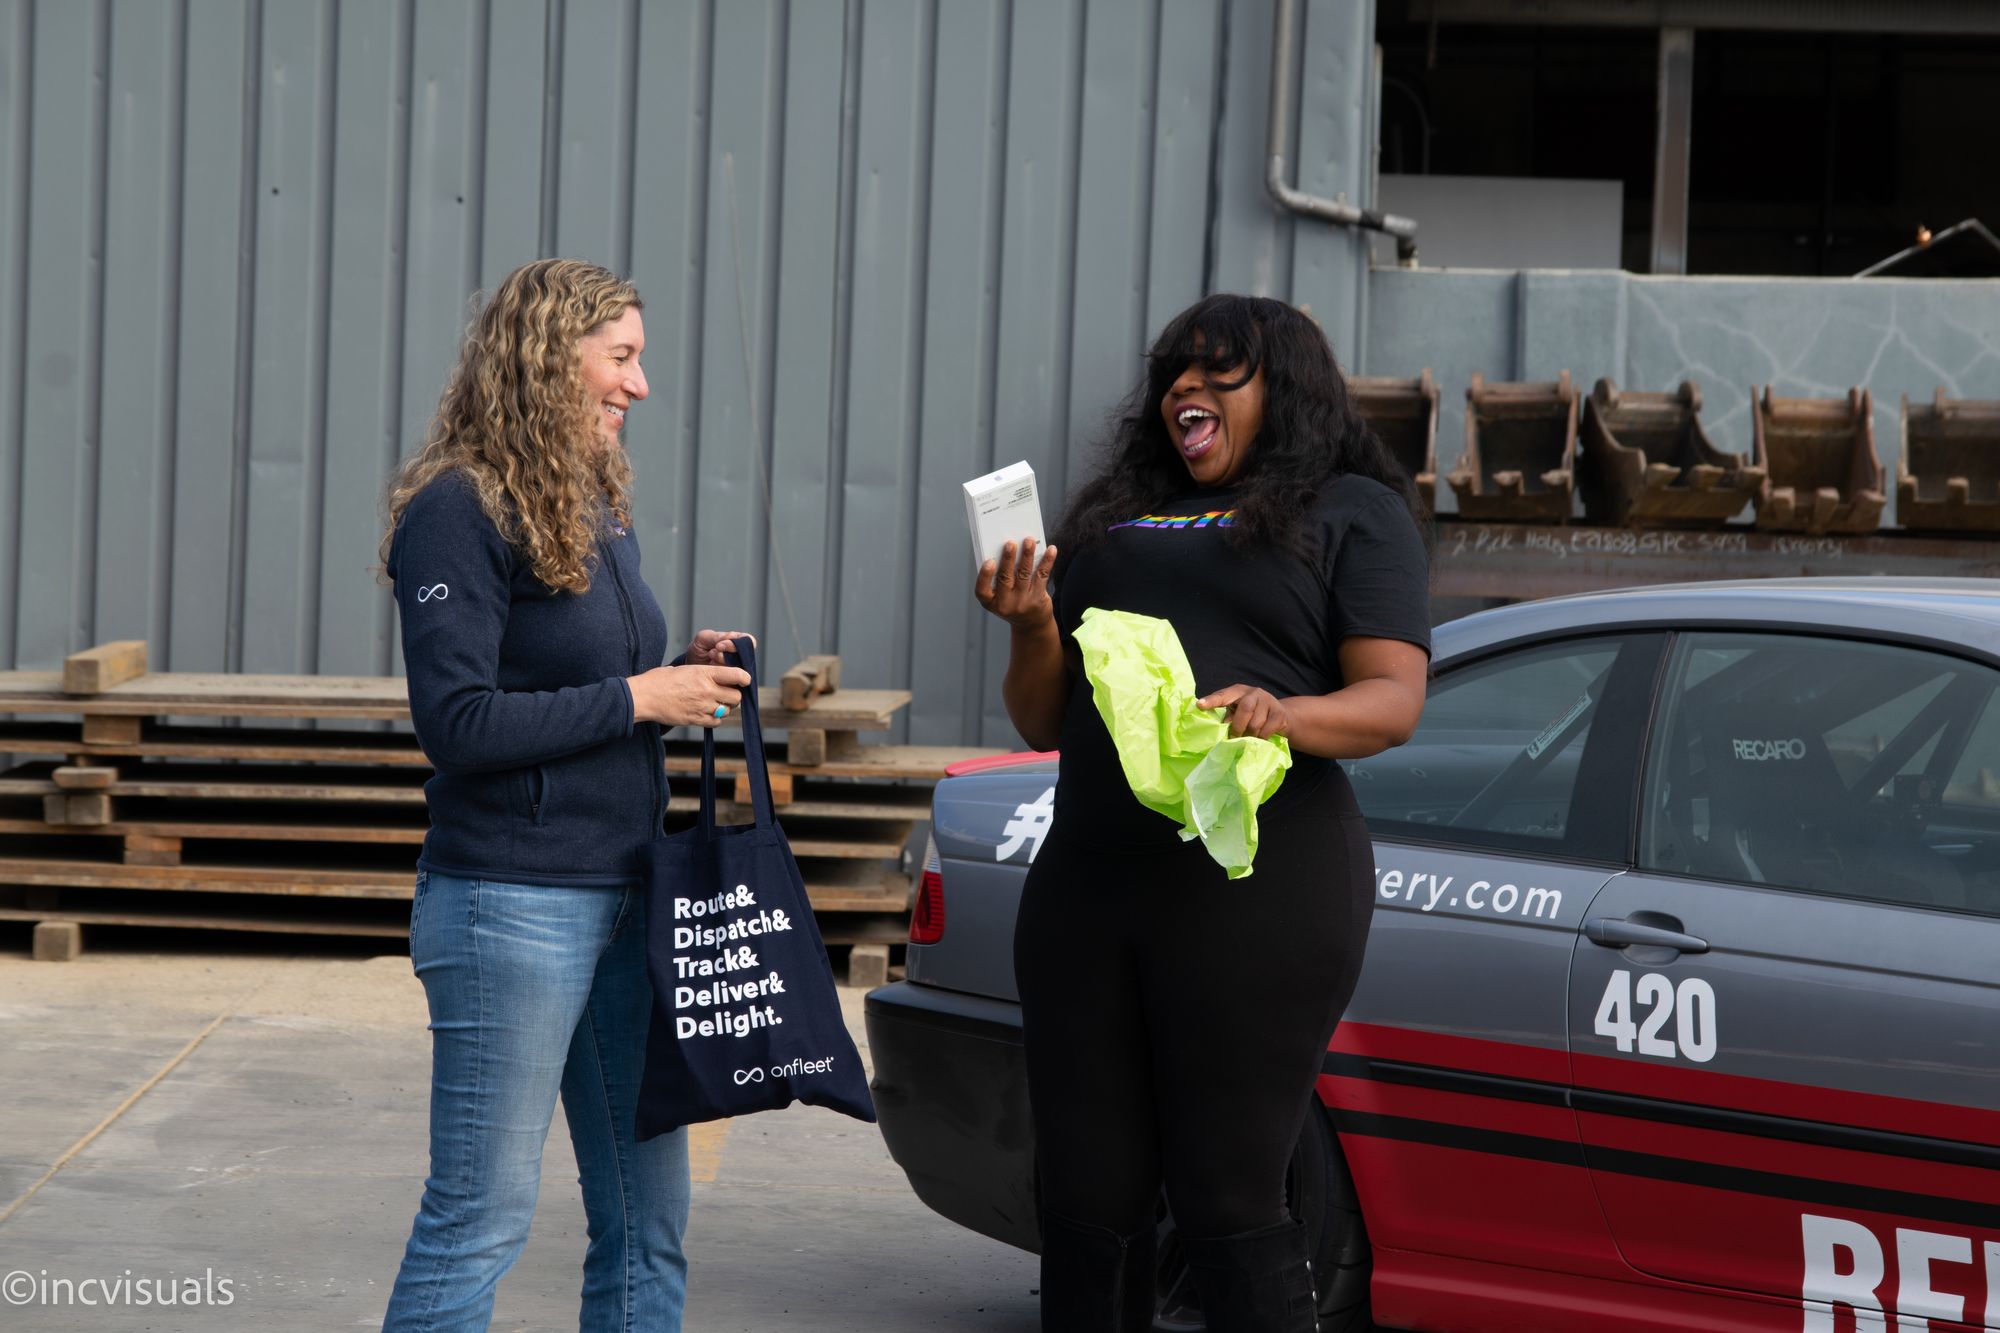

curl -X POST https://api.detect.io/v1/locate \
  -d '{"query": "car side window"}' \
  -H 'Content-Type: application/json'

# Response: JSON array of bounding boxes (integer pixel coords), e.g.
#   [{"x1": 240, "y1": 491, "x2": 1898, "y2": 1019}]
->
[
  {"x1": 1346, "y1": 636, "x2": 1636, "y2": 860},
  {"x1": 1639, "y1": 632, "x2": 2000, "y2": 916}
]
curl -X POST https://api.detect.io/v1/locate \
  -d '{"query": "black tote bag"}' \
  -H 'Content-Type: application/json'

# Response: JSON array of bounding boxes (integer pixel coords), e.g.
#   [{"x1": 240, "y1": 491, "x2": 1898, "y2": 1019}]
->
[{"x1": 635, "y1": 639, "x2": 875, "y2": 1139}]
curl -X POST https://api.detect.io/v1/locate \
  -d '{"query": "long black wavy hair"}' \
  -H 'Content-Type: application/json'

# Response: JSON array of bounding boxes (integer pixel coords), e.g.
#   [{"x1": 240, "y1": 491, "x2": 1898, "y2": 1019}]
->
[{"x1": 1053, "y1": 294, "x2": 1428, "y2": 571}]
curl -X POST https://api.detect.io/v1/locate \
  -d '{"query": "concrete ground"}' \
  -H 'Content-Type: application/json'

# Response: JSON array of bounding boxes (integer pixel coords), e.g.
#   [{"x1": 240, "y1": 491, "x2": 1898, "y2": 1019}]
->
[{"x1": 0, "y1": 928, "x2": 1038, "y2": 1332}]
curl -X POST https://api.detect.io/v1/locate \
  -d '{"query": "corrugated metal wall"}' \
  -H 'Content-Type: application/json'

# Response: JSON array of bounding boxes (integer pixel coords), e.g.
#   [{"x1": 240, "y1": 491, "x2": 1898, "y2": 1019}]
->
[{"x1": 0, "y1": 0, "x2": 1379, "y2": 747}]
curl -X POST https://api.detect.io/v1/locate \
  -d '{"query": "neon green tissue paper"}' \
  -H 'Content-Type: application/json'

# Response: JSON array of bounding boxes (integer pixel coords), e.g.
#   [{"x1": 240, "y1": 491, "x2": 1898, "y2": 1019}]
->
[{"x1": 1072, "y1": 607, "x2": 1291, "y2": 879}]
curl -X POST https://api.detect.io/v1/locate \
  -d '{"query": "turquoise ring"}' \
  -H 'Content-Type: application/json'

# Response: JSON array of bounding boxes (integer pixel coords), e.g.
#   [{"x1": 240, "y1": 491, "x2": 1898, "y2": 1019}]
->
[{"x1": 713, "y1": 705, "x2": 728, "y2": 719}]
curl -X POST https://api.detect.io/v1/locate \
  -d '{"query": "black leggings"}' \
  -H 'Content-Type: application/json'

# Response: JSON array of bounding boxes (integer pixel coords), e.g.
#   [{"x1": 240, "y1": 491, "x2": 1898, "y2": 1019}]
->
[{"x1": 1013, "y1": 787, "x2": 1374, "y2": 1241}]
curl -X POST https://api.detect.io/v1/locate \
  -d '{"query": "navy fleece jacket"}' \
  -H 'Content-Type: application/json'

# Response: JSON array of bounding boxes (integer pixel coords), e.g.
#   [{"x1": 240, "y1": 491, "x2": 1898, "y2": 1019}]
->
[{"x1": 388, "y1": 472, "x2": 672, "y2": 886}]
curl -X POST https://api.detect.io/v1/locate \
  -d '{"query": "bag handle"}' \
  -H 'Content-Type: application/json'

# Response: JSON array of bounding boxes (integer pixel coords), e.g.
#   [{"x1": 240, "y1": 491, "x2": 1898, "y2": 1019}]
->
[
  {"x1": 698, "y1": 726, "x2": 719, "y2": 834},
  {"x1": 697, "y1": 638, "x2": 773, "y2": 831}
]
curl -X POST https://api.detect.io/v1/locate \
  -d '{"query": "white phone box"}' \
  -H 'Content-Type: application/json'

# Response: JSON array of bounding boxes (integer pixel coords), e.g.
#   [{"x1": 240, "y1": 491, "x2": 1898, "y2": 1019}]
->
[{"x1": 963, "y1": 460, "x2": 1046, "y2": 572}]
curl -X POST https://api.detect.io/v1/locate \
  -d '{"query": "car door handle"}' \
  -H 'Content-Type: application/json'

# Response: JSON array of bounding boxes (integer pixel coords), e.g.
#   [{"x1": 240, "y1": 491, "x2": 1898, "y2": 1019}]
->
[{"x1": 1584, "y1": 916, "x2": 1709, "y2": 954}]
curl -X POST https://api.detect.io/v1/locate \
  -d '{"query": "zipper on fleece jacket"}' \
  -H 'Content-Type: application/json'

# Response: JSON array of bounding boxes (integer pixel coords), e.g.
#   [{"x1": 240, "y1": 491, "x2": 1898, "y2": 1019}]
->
[
  {"x1": 603, "y1": 535, "x2": 666, "y2": 831},
  {"x1": 604, "y1": 534, "x2": 640, "y2": 669}
]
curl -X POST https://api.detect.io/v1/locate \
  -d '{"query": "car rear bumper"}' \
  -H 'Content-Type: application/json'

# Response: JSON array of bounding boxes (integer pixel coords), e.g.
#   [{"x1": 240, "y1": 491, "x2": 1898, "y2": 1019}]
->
[{"x1": 864, "y1": 980, "x2": 1039, "y2": 1254}]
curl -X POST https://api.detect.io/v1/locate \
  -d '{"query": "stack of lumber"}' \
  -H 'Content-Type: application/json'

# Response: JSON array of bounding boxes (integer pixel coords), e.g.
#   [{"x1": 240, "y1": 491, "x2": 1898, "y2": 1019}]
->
[{"x1": 0, "y1": 643, "x2": 999, "y2": 959}]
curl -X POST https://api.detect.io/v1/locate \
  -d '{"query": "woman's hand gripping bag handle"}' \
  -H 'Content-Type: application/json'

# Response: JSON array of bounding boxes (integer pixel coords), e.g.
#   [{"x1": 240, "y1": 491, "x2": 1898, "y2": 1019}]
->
[{"x1": 635, "y1": 637, "x2": 876, "y2": 1138}]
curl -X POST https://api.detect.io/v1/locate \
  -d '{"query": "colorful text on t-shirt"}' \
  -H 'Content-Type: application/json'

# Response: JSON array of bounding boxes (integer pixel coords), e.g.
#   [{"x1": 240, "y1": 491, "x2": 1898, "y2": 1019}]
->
[{"x1": 1108, "y1": 509, "x2": 1237, "y2": 531}]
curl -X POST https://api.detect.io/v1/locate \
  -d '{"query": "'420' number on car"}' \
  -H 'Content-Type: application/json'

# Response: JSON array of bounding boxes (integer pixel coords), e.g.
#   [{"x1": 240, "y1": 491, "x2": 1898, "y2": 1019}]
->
[{"x1": 1594, "y1": 969, "x2": 1718, "y2": 1063}]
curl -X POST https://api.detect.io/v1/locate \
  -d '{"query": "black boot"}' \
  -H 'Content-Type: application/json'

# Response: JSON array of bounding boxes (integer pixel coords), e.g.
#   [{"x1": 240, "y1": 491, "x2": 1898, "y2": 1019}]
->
[
  {"x1": 1183, "y1": 1217, "x2": 1318, "y2": 1333},
  {"x1": 1037, "y1": 1208, "x2": 1156, "y2": 1333}
]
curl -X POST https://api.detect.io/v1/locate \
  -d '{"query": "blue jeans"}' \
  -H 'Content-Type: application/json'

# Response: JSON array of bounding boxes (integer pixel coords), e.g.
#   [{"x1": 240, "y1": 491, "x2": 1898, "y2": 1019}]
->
[{"x1": 384, "y1": 872, "x2": 690, "y2": 1332}]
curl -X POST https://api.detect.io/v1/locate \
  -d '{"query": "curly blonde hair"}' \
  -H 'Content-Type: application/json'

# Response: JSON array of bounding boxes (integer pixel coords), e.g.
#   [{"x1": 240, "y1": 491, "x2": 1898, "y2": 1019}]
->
[{"x1": 383, "y1": 258, "x2": 642, "y2": 594}]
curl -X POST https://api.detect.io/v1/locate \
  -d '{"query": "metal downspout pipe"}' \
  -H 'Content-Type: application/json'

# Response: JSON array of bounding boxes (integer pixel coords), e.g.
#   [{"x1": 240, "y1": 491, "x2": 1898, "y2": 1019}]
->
[{"x1": 1266, "y1": 0, "x2": 1420, "y2": 266}]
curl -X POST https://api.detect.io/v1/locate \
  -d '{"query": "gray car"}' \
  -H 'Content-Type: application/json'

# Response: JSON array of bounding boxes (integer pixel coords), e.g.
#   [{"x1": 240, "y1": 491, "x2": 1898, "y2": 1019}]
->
[{"x1": 865, "y1": 578, "x2": 2000, "y2": 1333}]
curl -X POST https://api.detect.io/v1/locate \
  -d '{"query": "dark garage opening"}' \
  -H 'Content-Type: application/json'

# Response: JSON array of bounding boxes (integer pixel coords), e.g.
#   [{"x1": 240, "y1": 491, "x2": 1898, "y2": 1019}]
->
[{"x1": 1374, "y1": 13, "x2": 2000, "y2": 276}]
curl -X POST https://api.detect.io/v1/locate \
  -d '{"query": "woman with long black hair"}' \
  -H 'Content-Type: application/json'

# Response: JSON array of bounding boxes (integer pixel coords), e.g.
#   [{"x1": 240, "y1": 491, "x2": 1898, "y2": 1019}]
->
[{"x1": 974, "y1": 294, "x2": 1430, "y2": 1332}]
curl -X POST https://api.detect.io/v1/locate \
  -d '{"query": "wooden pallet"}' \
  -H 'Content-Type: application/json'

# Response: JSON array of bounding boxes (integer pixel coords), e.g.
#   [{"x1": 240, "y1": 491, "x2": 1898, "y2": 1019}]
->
[
  {"x1": 0, "y1": 813, "x2": 913, "y2": 862},
  {"x1": 0, "y1": 853, "x2": 909, "y2": 911},
  {"x1": 0, "y1": 720, "x2": 433, "y2": 765},
  {"x1": 0, "y1": 766, "x2": 920, "y2": 881},
  {"x1": 0, "y1": 669, "x2": 904, "y2": 724},
  {"x1": 0, "y1": 643, "x2": 1003, "y2": 956},
  {"x1": 0, "y1": 886, "x2": 412, "y2": 939},
  {"x1": 0, "y1": 669, "x2": 910, "y2": 767},
  {"x1": 0, "y1": 664, "x2": 931, "y2": 773},
  {"x1": 0, "y1": 726, "x2": 992, "y2": 787},
  {"x1": 0, "y1": 882, "x2": 913, "y2": 945}
]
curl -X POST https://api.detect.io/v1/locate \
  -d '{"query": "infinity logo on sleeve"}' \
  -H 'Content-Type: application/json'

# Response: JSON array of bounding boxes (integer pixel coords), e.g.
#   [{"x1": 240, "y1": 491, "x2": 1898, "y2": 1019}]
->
[{"x1": 416, "y1": 584, "x2": 449, "y2": 603}]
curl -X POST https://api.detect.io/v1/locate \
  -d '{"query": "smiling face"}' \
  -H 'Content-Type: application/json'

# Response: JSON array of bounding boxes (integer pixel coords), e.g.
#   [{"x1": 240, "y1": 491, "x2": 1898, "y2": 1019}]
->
[
  {"x1": 1160, "y1": 361, "x2": 1266, "y2": 488},
  {"x1": 577, "y1": 306, "x2": 648, "y2": 448}
]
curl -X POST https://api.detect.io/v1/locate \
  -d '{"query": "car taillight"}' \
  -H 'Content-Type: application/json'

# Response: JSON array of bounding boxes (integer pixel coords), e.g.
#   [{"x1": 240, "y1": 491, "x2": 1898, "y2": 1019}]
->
[{"x1": 910, "y1": 836, "x2": 945, "y2": 945}]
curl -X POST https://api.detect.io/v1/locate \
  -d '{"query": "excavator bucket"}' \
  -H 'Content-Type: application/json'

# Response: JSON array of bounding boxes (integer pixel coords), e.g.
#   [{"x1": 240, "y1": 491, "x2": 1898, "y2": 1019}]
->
[
  {"x1": 1751, "y1": 386, "x2": 1886, "y2": 535},
  {"x1": 1896, "y1": 391, "x2": 2000, "y2": 534},
  {"x1": 1578, "y1": 378, "x2": 1762, "y2": 528},
  {"x1": 1350, "y1": 370, "x2": 1438, "y2": 510},
  {"x1": 1447, "y1": 371, "x2": 1578, "y2": 523}
]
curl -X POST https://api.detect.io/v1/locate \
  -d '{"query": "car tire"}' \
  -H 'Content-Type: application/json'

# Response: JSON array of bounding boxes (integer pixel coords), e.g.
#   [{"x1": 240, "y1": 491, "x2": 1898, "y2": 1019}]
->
[{"x1": 1150, "y1": 1107, "x2": 1373, "y2": 1333}]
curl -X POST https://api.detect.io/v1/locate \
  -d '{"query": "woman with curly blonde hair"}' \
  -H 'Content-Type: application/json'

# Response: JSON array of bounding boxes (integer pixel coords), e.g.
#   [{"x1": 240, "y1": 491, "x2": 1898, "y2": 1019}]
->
[{"x1": 381, "y1": 258, "x2": 751, "y2": 1332}]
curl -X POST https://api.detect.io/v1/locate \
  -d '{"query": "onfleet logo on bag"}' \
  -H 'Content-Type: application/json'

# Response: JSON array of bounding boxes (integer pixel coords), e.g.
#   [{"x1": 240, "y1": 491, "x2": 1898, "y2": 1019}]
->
[
  {"x1": 1732, "y1": 737, "x2": 1807, "y2": 762},
  {"x1": 732, "y1": 1056, "x2": 838, "y2": 1085},
  {"x1": 1800, "y1": 1213, "x2": 2000, "y2": 1330}
]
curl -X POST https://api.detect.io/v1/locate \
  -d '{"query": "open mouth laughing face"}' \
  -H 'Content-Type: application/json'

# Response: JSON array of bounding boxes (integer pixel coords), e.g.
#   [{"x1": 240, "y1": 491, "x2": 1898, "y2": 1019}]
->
[{"x1": 1161, "y1": 361, "x2": 1267, "y2": 488}]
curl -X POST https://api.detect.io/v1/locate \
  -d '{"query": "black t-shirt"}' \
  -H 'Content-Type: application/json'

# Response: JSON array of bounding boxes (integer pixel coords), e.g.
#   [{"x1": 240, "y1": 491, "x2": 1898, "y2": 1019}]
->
[{"x1": 1052, "y1": 473, "x2": 1432, "y2": 849}]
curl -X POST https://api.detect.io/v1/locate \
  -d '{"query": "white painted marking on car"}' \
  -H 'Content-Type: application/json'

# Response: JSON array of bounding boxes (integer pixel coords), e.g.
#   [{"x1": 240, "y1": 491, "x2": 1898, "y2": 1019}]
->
[
  {"x1": 995, "y1": 786, "x2": 1055, "y2": 863},
  {"x1": 1374, "y1": 865, "x2": 1563, "y2": 919},
  {"x1": 1801, "y1": 1215, "x2": 1998, "y2": 1331},
  {"x1": 1595, "y1": 969, "x2": 1717, "y2": 1063}
]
